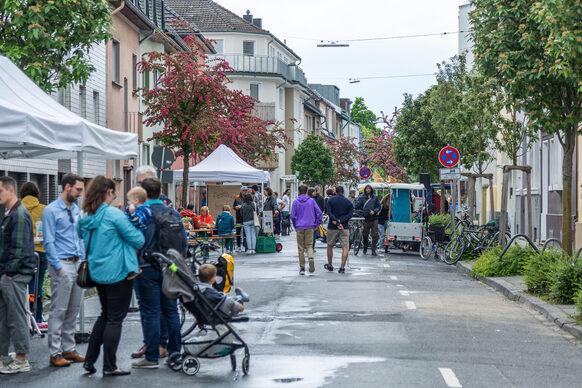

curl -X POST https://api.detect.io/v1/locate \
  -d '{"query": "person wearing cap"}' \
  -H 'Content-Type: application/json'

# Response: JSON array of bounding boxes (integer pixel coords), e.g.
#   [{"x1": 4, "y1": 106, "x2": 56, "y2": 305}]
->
[{"x1": 233, "y1": 188, "x2": 247, "y2": 252}]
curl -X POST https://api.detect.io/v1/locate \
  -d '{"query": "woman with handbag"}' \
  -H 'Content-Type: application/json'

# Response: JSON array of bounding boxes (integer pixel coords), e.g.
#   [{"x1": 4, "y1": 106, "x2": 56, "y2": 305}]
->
[
  {"x1": 241, "y1": 194, "x2": 258, "y2": 254},
  {"x1": 77, "y1": 176, "x2": 145, "y2": 376}
]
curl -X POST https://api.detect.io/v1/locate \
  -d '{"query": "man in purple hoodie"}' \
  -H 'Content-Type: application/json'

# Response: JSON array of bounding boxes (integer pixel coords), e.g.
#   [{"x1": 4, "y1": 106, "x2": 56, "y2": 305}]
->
[{"x1": 290, "y1": 185, "x2": 322, "y2": 275}]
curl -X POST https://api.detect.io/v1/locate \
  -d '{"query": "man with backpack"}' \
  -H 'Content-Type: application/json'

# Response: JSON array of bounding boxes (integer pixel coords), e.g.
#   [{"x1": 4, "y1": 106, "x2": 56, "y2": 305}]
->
[{"x1": 132, "y1": 177, "x2": 187, "y2": 370}]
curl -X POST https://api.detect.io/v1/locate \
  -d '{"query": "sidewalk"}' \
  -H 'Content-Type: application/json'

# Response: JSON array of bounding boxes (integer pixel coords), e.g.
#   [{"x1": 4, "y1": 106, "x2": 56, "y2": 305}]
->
[{"x1": 456, "y1": 261, "x2": 582, "y2": 341}]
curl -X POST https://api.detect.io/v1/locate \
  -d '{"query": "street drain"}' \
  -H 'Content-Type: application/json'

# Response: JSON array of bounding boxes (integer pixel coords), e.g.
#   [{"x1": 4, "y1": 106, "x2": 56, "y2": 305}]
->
[{"x1": 273, "y1": 377, "x2": 304, "y2": 383}]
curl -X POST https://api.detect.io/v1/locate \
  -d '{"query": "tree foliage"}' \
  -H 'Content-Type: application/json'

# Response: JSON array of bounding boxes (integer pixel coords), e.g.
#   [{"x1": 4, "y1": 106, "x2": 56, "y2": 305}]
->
[
  {"x1": 325, "y1": 135, "x2": 361, "y2": 187},
  {"x1": 291, "y1": 134, "x2": 334, "y2": 186},
  {"x1": 0, "y1": 0, "x2": 112, "y2": 93},
  {"x1": 350, "y1": 97, "x2": 379, "y2": 138},
  {"x1": 471, "y1": 0, "x2": 582, "y2": 255},
  {"x1": 363, "y1": 130, "x2": 409, "y2": 183},
  {"x1": 137, "y1": 28, "x2": 286, "y2": 206}
]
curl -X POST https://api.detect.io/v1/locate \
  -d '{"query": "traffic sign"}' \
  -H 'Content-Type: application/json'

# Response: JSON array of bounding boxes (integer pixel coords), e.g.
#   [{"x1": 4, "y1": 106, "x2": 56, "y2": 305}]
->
[
  {"x1": 439, "y1": 167, "x2": 461, "y2": 181},
  {"x1": 151, "y1": 146, "x2": 175, "y2": 169},
  {"x1": 359, "y1": 166, "x2": 371, "y2": 179},
  {"x1": 438, "y1": 145, "x2": 460, "y2": 168}
]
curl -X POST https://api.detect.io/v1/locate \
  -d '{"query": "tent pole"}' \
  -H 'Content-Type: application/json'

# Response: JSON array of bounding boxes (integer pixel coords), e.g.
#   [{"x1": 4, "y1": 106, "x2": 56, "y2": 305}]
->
[{"x1": 75, "y1": 151, "x2": 88, "y2": 337}]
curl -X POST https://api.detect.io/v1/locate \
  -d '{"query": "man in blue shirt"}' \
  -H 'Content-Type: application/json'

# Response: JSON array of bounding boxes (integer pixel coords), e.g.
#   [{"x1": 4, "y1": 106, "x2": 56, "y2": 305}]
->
[
  {"x1": 43, "y1": 173, "x2": 86, "y2": 367},
  {"x1": 132, "y1": 177, "x2": 187, "y2": 369}
]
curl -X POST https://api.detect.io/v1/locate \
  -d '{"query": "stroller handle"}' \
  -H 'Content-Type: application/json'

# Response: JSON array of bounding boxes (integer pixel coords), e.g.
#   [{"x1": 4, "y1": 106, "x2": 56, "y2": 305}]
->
[{"x1": 151, "y1": 252, "x2": 179, "y2": 273}]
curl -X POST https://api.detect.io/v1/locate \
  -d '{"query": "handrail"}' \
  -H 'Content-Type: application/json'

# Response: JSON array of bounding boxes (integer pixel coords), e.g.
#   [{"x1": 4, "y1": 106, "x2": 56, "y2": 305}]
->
[
  {"x1": 541, "y1": 238, "x2": 562, "y2": 253},
  {"x1": 499, "y1": 233, "x2": 540, "y2": 262}
]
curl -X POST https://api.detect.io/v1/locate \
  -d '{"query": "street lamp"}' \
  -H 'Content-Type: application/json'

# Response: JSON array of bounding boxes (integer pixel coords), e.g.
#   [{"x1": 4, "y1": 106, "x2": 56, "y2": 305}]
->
[
  {"x1": 317, "y1": 40, "x2": 349, "y2": 47},
  {"x1": 349, "y1": 78, "x2": 360, "y2": 84}
]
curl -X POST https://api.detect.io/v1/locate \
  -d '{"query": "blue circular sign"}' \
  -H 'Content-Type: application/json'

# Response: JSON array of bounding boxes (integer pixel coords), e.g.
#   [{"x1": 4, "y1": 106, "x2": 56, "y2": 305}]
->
[
  {"x1": 359, "y1": 166, "x2": 371, "y2": 179},
  {"x1": 439, "y1": 145, "x2": 460, "y2": 168}
]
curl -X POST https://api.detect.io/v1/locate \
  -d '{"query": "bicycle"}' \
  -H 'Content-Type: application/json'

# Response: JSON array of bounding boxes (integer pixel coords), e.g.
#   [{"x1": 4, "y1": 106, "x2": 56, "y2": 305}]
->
[
  {"x1": 419, "y1": 224, "x2": 450, "y2": 262},
  {"x1": 444, "y1": 227, "x2": 492, "y2": 265},
  {"x1": 349, "y1": 216, "x2": 365, "y2": 255}
]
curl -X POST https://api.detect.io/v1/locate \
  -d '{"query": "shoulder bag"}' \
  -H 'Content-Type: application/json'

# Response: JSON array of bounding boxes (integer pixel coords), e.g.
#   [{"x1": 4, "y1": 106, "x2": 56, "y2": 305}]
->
[{"x1": 76, "y1": 231, "x2": 96, "y2": 289}]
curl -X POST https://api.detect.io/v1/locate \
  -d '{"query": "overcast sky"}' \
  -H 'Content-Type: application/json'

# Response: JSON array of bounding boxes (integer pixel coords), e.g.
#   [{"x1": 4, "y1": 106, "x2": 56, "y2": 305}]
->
[{"x1": 213, "y1": 0, "x2": 470, "y2": 122}]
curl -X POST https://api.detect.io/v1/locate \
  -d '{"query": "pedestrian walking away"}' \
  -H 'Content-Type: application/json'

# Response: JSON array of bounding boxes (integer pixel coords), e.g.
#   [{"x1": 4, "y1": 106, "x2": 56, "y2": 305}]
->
[
  {"x1": 354, "y1": 184, "x2": 381, "y2": 256},
  {"x1": 78, "y1": 176, "x2": 145, "y2": 376},
  {"x1": 132, "y1": 177, "x2": 187, "y2": 370},
  {"x1": 0, "y1": 176, "x2": 35, "y2": 374},
  {"x1": 43, "y1": 173, "x2": 86, "y2": 367},
  {"x1": 240, "y1": 194, "x2": 258, "y2": 254},
  {"x1": 290, "y1": 185, "x2": 322, "y2": 275},
  {"x1": 20, "y1": 182, "x2": 48, "y2": 329},
  {"x1": 233, "y1": 187, "x2": 246, "y2": 252},
  {"x1": 325, "y1": 186, "x2": 354, "y2": 273}
]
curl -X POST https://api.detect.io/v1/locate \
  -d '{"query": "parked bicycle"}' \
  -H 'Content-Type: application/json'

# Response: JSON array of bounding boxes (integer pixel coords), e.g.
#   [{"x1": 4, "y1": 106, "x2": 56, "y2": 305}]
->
[{"x1": 349, "y1": 216, "x2": 365, "y2": 255}]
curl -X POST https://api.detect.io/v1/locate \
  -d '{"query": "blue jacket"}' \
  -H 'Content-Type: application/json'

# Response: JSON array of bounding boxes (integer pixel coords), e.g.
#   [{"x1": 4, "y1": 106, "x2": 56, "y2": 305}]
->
[
  {"x1": 78, "y1": 204, "x2": 144, "y2": 284},
  {"x1": 290, "y1": 195, "x2": 322, "y2": 230},
  {"x1": 326, "y1": 194, "x2": 354, "y2": 230},
  {"x1": 216, "y1": 211, "x2": 235, "y2": 235}
]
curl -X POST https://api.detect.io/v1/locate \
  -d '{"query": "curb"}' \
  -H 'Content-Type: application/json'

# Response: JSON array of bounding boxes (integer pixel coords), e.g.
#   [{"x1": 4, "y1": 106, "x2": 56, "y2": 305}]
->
[{"x1": 456, "y1": 261, "x2": 582, "y2": 341}]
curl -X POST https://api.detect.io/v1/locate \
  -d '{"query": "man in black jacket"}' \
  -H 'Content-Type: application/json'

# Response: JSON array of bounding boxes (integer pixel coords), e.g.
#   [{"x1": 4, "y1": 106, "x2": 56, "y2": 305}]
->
[{"x1": 355, "y1": 184, "x2": 381, "y2": 256}]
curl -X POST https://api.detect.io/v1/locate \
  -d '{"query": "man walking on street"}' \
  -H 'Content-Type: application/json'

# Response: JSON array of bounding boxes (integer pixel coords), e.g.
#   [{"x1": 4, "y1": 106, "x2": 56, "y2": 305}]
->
[
  {"x1": 43, "y1": 173, "x2": 86, "y2": 367},
  {"x1": 325, "y1": 186, "x2": 353, "y2": 273},
  {"x1": 132, "y1": 177, "x2": 187, "y2": 369},
  {"x1": 0, "y1": 176, "x2": 35, "y2": 374},
  {"x1": 355, "y1": 184, "x2": 381, "y2": 256},
  {"x1": 291, "y1": 185, "x2": 322, "y2": 275}
]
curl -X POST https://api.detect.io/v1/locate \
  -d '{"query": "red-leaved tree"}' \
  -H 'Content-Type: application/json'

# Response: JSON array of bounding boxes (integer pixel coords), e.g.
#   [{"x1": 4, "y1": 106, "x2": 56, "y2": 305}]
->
[
  {"x1": 137, "y1": 26, "x2": 286, "y2": 206},
  {"x1": 325, "y1": 135, "x2": 361, "y2": 187}
]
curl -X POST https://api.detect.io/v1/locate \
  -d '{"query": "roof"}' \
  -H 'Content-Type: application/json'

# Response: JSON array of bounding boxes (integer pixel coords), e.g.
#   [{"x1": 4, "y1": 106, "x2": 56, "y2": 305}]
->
[{"x1": 166, "y1": 0, "x2": 300, "y2": 60}]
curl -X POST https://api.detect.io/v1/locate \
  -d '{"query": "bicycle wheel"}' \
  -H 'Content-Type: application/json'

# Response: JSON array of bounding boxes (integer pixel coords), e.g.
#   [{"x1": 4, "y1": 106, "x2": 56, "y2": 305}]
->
[
  {"x1": 353, "y1": 228, "x2": 362, "y2": 255},
  {"x1": 444, "y1": 238, "x2": 466, "y2": 265},
  {"x1": 419, "y1": 236, "x2": 433, "y2": 260},
  {"x1": 483, "y1": 231, "x2": 511, "y2": 250}
]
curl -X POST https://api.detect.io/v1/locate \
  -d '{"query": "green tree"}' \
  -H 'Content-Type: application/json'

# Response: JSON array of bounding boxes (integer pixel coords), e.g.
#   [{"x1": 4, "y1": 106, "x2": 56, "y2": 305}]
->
[
  {"x1": 471, "y1": 0, "x2": 582, "y2": 255},
  {"x1": 291, "y1": 134, "x2": 334, "y2": 186},
  {"x1": 351, "y1": 97, "x2": 379, "y2": 138},
  {"x1": 0, "y1": 0, "x2": 112, "y2": 93}
]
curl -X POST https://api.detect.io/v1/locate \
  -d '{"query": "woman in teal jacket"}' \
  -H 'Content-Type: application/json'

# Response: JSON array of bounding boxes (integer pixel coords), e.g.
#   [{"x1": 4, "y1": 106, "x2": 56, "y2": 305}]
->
[{"x1": 77, "y1": 175, "x2": 144, "y2": 376}]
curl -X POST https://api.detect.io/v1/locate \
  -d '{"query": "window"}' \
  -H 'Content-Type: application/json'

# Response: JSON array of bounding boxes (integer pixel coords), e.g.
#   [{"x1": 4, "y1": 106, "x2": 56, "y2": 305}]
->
[
  {"x1": 250, "y1": 83, "x2": 260, "y2": 100},
  {"x1": 279, "y1": 88, "x2": 284, "y2": 108},
  {"x1": 93, "y1": 91, "x2": 100, "y2": 124},
  {"x1": 153, "y1": 70, "x2": 160, "y2": 87},
  {"x1": 213, "y1": 39, "x2": 224, "y2": 54},
  {"x1": 112, "y1": 40, "x2": 120, "y2": 84},
  {"x1": 58, "y1": 88, "x2": 65, "y2": 105},
  {"x1": 243, "y1": 40, "x2": 255, "y2": 56},
  {"x1": 79, "y1": 86, "x2": 86, "y2": 118},
  {"x1": 269, "y1": 47, "x2": 275, "y2": 57},
  {"x1": 132, "y1": 54, "x2": 137, "y2": 91},
  {"x1": 142, "y1": 70, "x2": 150, "y2": 89},
  {"x1": 142, "y1": 144, "x2": 150, "y2": 166}
]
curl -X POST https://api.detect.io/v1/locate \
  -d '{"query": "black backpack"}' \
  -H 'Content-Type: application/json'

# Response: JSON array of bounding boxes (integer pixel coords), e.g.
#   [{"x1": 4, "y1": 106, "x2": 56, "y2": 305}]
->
[{"x1": 151, "y1": 206, "x2": 184, "y2": 256}]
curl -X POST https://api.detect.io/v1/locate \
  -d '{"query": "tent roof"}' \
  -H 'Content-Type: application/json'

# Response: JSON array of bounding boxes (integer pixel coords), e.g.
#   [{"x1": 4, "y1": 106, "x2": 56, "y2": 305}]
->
[
  {"x1": 0, "y1": 55, "x2": 138, "y2": 160},
  {"x1": 173, "y1": 144, "x2": 269, "y2": 183}
]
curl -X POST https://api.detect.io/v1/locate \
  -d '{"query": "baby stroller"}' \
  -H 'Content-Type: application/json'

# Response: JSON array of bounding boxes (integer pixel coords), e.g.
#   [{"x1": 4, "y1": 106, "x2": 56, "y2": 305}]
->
[{"x1": 152, "y1": 250, "x2": 250, "y2": 376}]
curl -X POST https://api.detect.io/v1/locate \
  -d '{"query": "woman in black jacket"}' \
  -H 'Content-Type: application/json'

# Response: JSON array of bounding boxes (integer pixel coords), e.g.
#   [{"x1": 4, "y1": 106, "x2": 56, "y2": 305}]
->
[{"x1": 241, "y1": 194, "x2": 257, "y2": 253}]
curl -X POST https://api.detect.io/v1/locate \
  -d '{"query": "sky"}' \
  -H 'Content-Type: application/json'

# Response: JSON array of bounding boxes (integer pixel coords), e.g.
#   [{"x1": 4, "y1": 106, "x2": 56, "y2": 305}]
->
[{"x1": 212, "y1": 0, "x2": 470, "y2": 122}]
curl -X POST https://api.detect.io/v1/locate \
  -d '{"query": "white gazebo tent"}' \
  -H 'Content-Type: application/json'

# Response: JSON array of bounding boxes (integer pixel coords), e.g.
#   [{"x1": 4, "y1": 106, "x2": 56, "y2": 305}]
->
[{"x1": 0, "y1": 55, "x2": 138, "y2": 171}]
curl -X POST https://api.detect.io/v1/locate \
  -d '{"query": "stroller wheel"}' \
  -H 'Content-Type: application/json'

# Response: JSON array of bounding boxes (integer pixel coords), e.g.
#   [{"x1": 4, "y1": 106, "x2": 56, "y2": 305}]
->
[
  {"x1": 242, "y1": 353, "x2": 250, "y2": 375},
  {"x1": 168, "y1": 352, "x2": 183, "y2": 372},
  {"x1": 276, "y1": 243, "x2": 283, "y2": 252},
  {"x1": 182, "y1": 355, "x2": 200, "y2": 376},
  {"x1": 230, "y1": 353, "x2": 236, "y2": 371}
]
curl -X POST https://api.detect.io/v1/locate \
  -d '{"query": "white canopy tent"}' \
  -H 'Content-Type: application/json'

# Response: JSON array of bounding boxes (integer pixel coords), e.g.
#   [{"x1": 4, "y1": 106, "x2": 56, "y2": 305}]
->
[
  {"x1": 172, "y1": 144, "x2": 270, "y2": 183},
  {"x1": 0, "y1": 55, "x2": 138, "y2": 165}
]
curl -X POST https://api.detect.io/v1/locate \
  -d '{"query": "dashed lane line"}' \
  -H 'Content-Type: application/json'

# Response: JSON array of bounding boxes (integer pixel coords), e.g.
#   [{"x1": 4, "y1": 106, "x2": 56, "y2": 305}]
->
[
  {"x1": 405, "y1": 301, "x2": 416, "y2": 310},
  {"x1": 390, "y1": 275, "x2": 398, "y2": 280},
  {"x1": 383, "y1": 263, "x2": 391, "y2": 268},
  {"x1": 439, "y1": 368, "x2": 462, "y2": 387},
  {"x1": 399, "y1": 290, "x2": 410, "y2": 296}
]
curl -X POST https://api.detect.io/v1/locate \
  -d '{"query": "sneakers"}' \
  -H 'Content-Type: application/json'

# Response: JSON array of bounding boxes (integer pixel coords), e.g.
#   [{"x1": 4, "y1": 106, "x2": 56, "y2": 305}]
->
[
  {"x1": 235, "y1": 288, "x2": 250, "y2": 302},
  {"x1": 338, "y1": 267, "x2": 345, "y2": 274},
  {"x1": 308, "y1": 259, "x2": 315, "y2": 273},
  {"x1": 0, "y1": 358, "x2": 31, "y2": 374},
  {"x1": 324, "y1": 263, "x2": 334, "y2": 272},
  {"x1": 132, "y1": 358, "x2": 159, "y2": 369},
  {"x1": 299, "y1": 267, "x2": 305, "y2": 275}
]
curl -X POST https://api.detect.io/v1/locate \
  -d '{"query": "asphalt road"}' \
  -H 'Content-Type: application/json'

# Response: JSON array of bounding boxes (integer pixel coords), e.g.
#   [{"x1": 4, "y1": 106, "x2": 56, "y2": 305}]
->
[{"x1": 4, "y1": 233, "x2": 582, "y2": 388}]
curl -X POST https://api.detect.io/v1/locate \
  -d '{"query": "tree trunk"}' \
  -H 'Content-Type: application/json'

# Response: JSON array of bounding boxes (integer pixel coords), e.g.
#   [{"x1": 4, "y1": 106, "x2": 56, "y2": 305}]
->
[
  {"x1": 182, "y1": 149, "x2": 190, "y2": 209},
  {"x1": 440, "y1": 181, "x2": 446, "y2": 215},
  {"x1": 499, "y1": 166, "x2": 510, "y2": 246},
  {"x1": 467, "y1": 175, "x2": 475, "y2": 221},
  {"x1": 526, "y1": 170, "x2": 532, "y2": 240},
  {"x1": 561, "y1": 129, "x2": 576, "y2": 256},
  {"x1": 489, "y1": 177, "x2": 495, "y2": 221}
]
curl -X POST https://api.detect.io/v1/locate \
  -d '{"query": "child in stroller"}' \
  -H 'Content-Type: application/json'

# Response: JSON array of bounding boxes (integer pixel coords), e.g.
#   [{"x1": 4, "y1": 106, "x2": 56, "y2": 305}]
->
[{"x1": 197, "y1": 264, "x2": 249, "y2": 316}]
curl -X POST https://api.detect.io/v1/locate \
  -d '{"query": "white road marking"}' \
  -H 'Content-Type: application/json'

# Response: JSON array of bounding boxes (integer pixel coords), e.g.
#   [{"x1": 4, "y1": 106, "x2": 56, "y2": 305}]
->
[
  {"x1": 439, "y1": 368, "x2": 462, "y2": 387},
  {"x1": 383, "y1": 263, "x2": 391, "y2": 268},
  {"x1": 405, "y1": 301, "x2": 416, "y2": 310},
  {"x1": 399, "y1": 290, "x2": 410, "y2": 296},
  {"x1": 390, "y1": 276, "x2": 398, "y2": 280}
]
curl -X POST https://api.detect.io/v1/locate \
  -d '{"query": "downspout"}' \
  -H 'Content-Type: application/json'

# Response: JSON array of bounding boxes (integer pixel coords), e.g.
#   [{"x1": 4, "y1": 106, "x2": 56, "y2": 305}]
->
[
  {"x1": 140, "y1": 29, "x2": 156, "y2": 44},
  {"x1": 111, "y1": 1, "x2": 125, "y2": 16}
]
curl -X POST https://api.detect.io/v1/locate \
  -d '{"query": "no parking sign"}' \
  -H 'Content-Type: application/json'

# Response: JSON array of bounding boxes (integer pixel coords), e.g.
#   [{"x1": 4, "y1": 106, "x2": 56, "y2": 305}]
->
[
  {"x1": 438, "y1": 145, "x2": 460, "y2": 168},
  {"x1": 359, "y1": 166, "x2": 371, "y2": 179}
]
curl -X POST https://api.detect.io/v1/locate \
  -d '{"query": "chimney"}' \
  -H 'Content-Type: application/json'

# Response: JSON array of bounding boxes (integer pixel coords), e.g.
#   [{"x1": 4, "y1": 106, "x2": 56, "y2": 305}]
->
[
  {"x1": 243, "y1": 10, "x2": 253, "y2": 23},
  {"x1": 252, "y1": 18, "x2": 262, "y2": 28}
]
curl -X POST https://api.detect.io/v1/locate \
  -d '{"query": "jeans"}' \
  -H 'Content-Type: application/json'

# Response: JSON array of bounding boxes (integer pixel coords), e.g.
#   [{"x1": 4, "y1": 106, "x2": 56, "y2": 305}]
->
[
  {"x1": 362, "y1": 219, "x2": 379, "y2": 249},
  {"x1": 377, "y1": 222, "x2": 386, "y2": 248},
  {"x1": 296, "y1": 228, "x2": 314, "y2": 268},
  {"x1": 85, "y1": 278, "x2": 133, "y2": 372},
  {"x1": 274, "y1": 215, "x2": 281, "y2": 235},
  {"x1": 133, "y1": 280, "x2": 168, "y2": 349},
  {"x1": 243, "y1": 220, "x2": 256, "y2": 250},
  {"x1": 28, "y1": 251, "x2": 47, "y2": 322},
  {"x1": 137, "y1": 267, "x2": 181, "y2": 363},
  {"x1": 235, "y1": 225, "x2": 243, "y2": 249},
  {"x1": 0, "y1": 274, "x2": 31, "y2": 355},
  {"x1": 219, "y1": 233, "x2": 233, "y2": 251}
]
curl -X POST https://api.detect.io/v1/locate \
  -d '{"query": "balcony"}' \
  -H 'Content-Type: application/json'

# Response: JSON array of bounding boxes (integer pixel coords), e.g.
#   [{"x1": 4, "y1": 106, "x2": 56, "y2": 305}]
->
[{"x1": 211, "y1": 54, "x2": 308, "y2": 88}]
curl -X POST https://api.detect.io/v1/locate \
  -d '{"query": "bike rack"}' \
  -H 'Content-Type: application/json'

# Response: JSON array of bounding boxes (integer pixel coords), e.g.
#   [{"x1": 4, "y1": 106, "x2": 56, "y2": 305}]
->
[
  {"x1": 540, "y1": 238, "x2": 562, "y2": 253},
  {"x1": 498, "y1": 233, "x2": 540, "y2": 262}
]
